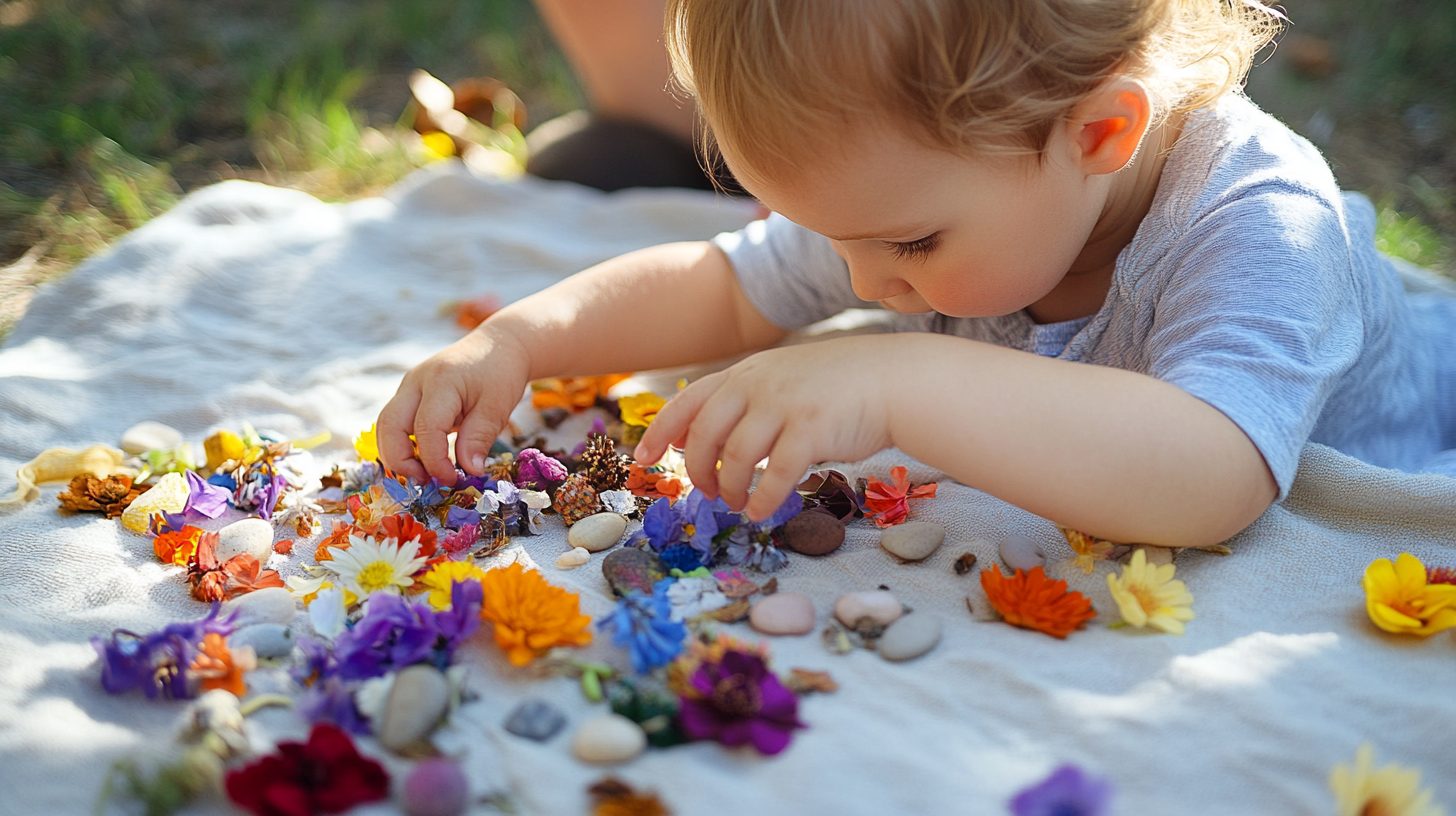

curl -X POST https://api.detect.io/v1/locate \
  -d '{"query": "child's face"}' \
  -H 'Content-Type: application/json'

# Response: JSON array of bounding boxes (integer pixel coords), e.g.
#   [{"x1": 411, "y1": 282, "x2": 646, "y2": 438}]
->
[{"x1": 723, "y1": 124, "x2": 1115, "y2": 319}]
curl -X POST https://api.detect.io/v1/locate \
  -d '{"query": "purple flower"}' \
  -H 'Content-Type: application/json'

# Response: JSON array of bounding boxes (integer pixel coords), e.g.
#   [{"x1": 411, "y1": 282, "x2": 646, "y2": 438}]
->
[
  {"x1": 1009, "y1": 765, "x2": 1113, "y2": 816},
  {"x1": 599, "y1": 580, "x2": 687, "y2": 674},
  {"x1": 453, "y1": 470, "x2": 490, "y2": 492},
  {"x1": 515, "y1": 448, "x2": 567, "y2": 491},
  {"x1": 148, "y1": 510, "x2": 189, "y2": 536},
  {"x1": 722, "y1": 492, "x2": 801, "y2": 572},
  {"x1": 330, "y1": 586, "x2": 479, "y2": 681},
  {"x1": 640, "y1": 492, "x2": 730, "y2": 566},
  {"x1": 91, "y1": 604, "x2": 236, "y2": 699},
  {"x1": 298, "y1": 677, "x2": 370, "y2": 735},
  {"x1": 184, "y1": 470, "x2": 232, "y2": 519},
  {"x1": 676, "y1": 649, "x2": 805, "y2": 755},
  {"x1": 433, "y1": 579, "x2": 483, "y2": 651},
  {"x1": 445, "y1": 504, "x2": 481, "y2": 530}
]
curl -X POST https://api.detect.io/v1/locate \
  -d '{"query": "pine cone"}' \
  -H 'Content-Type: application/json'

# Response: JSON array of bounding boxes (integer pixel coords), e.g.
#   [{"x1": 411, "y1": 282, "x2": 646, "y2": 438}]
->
[
  {"x1": 579, "y1": 433, "x2": 630, "y2": 493},
  {"x1": 553, "y1": 474, "x2": 600, "y2": 526}
]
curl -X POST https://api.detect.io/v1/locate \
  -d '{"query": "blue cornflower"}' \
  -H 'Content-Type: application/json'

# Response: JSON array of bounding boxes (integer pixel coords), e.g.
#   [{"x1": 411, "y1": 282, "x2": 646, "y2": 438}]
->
[{"x1": 599, "y1": 579, "x2": 688, "y2": 674}]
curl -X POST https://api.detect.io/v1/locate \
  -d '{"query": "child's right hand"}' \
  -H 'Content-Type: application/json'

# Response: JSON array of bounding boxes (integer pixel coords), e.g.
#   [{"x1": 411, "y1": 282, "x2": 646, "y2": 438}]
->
[{"x1": 376, "y1": 325, "x2": 532, "y2": 485}]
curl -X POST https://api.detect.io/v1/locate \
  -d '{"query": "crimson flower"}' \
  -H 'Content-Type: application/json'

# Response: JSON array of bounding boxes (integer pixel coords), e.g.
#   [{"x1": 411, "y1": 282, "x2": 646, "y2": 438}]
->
[{"x1": 225, "y1": 723, "x2": 389, "y2": 816}]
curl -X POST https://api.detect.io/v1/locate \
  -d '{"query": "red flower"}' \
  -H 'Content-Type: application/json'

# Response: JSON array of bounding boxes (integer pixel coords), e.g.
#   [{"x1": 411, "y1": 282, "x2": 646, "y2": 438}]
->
[
  {"x1": 861, "y1": 466, "x2": 937, "y2": 528},
  {"x1": 381, "y1": 512, "x2": 438, "y2": 558},
  {"x1": 225, "y1": 723, "x2": 389, "y2": 816}
]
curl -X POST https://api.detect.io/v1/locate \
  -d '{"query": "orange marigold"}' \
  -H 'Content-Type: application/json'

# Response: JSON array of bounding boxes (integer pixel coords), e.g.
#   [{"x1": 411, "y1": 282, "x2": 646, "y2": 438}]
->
[
  {"x1": 190, "y1": 632, "x2": 255, "y2": 696},
  {"x1": 530, "y1": 374, "x2": 632, "y2": 412},
  {"x1": 479, "y1": 562, "x2": 592, "y2": 666},
  {"x1": 980, "y1": 566, "x2": 1096, "y2": 639},
  {"x1": 154, "y1": 526, "x2": 205, "y2": 566}
]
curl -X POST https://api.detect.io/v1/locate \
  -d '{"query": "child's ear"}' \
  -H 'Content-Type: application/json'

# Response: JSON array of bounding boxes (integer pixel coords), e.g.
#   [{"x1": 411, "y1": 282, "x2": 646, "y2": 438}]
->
[{"x1": 1069, "y1": 78, "x2": 1152, "y2": 175}]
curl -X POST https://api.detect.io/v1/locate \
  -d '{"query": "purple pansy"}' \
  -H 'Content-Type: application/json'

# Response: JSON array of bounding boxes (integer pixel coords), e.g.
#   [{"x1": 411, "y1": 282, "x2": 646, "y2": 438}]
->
[
  {"x1": 638, "y1": 491, "x2": 732, "y2": 568},
  {"x1": 676, "y1": 649, "x2": 805, "y2": 755},
  {"x1": 91, "y1": 603, "x2": 236, "y2": 699},
  {"x1": 1008, "y1": 764, "x2": 1113, "y2": 816},
  {"x1": 721, "y1": 492, "x2": 802, "y2": 572},
  {"x1": 331, "y1": 582, "x2": 481, "y2": 681}
]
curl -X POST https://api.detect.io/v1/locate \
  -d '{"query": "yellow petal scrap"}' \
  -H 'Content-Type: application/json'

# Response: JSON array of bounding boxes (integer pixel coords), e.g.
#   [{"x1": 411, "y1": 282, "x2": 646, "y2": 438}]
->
[
  {"x1": 354, "y1": 423, "x2": 380, "y2": 463},
  {"x1": 1060, "y1": 527, "x2": 1117, "y2": 574},
  {"x1": 1362, "y1": 553, "x2": 1456, "y2": 636},
  {"x1": 618, "y1": 392, "x2": 666, "y2": 428},
  {"x1": 1105, "y1": 548, "x2": 1195, "y2": 634},
  {"x1": 1330, "y1": 743, "x2": 1445, "y2": 816}
]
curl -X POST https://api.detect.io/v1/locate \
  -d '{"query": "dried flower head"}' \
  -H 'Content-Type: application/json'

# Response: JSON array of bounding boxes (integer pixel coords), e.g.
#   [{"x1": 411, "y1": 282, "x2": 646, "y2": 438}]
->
[{"x1": 57, "y1": 473, "x2": 145, "y2": 517}]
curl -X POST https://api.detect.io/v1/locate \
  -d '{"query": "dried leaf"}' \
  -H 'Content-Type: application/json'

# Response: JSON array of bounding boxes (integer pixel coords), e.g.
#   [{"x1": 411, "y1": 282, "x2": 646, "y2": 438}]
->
[
  {"x1": 56, "y1": 474, "x2": 144, "y2": 517},
  {"x1": 695, "y1": 598, "x2": 750, "y2": 624},
  {"x1": 785, "y1": 668, "x2": 839, "y2": 695}
]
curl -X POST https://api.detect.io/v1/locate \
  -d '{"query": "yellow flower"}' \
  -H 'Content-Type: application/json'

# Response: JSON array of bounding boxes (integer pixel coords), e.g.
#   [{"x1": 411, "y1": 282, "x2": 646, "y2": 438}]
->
[
  {"x1": 1330, "y1": 743, "x2": 1445, "y2": 816},
  {"x1": 1106, "y1": 548, "x2": 1194, "y2": 634},
  {"x1": 1362, "y1": 553, "x2": 1456, "y2": 636},
  {"x1": 420, "y1": 561, "x2": 487, "y2": 611},
  {"x1": 1060, "y1": 527, "x2": 1117, "y2": 574},
  {"x1": 354, "y1": 423, "x2": 379, "y2": 463},
  {"x1": 326, "y1": 535, "x2": 426, "y2": 598},
  {"x1": 618, "y1": 392, "x2": 666, "y2": 428},
  {"x1": 479, "y1": 562, "x2": 592, "y2": 666}
]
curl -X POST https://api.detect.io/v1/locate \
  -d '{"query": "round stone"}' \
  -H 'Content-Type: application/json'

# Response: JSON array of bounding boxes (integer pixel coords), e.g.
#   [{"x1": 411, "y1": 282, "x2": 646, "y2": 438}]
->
[
  {"x1": 215, "y1": 518, "x2": 275, "y2": 563},
  {"x1": 781, "y1": 509, "x2": 845, "y2": 556},
  {"x1": 879, "y1": 522, "x2": 946, "y2": 562},
  {"x1": 602, "y1": 547, "x2": 667, "y2": 597},
  {"x1": 119, "y1": 471, "x2": 190, "y2": 534},
  {"x1": 228, "y1": 623, "x2": 293, "y2": 659},
  {"x1": 999, "y1": 535, "x2": 1046, "y2": 572},
  {"x1": 749, "y1": 592, "x2": 816, "y2": 636},
  {"x1": 120, "y1": 421, "x2": 184, "y2": 454},
  {"x1": 555, "y1": 547, "x2": 591, "y2": 569},
  {"x1": 571, "y1": 714, "x2": 646, "y2": 764},
  {"x1": 223, "y1": 587, "x2": 297, "y2": 625},
  {"x1": 879, "y1": 614, "x2": 943, "y2": 662},
  {"x1": 377, "y1": 664, "x2": 450, "y2": 752},
  {"x1": 567, "y1": 512, "x2": 628, "y2": 553},
  {"x1": 832, "y1": 590, "x2": 903, "y2": 628},
  {"x1": 503, "y1": 698, "x2": 567, "y2": 742}
]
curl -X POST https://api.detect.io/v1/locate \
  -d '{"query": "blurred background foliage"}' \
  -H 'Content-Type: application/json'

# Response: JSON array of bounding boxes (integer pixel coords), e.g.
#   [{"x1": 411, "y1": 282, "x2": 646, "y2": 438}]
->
[{"x1": 0, "y1": 0, "x2": 1452, "y2": 332}]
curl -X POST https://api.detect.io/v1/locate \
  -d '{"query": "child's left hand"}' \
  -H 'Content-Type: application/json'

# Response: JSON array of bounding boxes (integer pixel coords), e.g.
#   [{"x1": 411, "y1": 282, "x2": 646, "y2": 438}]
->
[{"x1": 633, "y1": 336, "x2": 899, "y2": 521}]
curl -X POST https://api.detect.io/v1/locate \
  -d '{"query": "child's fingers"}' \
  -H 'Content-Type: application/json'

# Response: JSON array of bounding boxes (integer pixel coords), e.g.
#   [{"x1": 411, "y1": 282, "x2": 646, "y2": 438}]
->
[
  {"x1": 716, "y1": 412, "x2": 783, "y2": 512},
  {"x1": 681, "y1": 391, "x2": 747, "y2": 499},
  {"x1": 377, "y1": 385, "x2": 428, "y2": 483},
  {"x1": 454, "y1": 408, "x2": 500, "y2": 477},
  {"x1": 412, "y1": 390, "x2": 463, "y2": 485},
  {"x1": 744, "y1": 431, "x2": 811, "y2": 522},
  {"x1": 635, "y1": 374, "x2": 720, "y2": 465}
]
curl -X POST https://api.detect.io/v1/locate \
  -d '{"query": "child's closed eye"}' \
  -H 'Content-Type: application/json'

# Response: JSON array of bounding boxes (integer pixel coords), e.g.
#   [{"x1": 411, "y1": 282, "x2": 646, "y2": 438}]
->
[{"x1": 883, "y1": 232, "x2": 940, "y2": 262}]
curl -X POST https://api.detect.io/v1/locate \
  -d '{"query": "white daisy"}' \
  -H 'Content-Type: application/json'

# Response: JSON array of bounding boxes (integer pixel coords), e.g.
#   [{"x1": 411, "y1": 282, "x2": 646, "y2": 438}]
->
[{"x1": 326, "y1": 534, "x2": 426, "y2": 597}]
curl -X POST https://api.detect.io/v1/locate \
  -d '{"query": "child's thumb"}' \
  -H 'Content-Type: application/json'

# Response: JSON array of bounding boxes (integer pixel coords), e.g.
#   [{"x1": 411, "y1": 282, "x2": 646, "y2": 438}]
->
[{"x1": 455, "y1": 412, "x2": 501, "y2": 476}]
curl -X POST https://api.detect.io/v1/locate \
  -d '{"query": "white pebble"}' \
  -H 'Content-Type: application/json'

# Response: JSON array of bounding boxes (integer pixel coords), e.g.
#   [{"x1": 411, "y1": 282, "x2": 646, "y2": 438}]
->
[
  {"x1": 223, "y1": 587, "x2": 297, "y2": 625},
  {"x1": 215, "y1": 518, "x2": 275, "y2": 563},
  {"x1": 555, "y1": 547, "x2": 591, "y2": 569},
  {"x1": 879, "y1": 614, "x2": 943, "y2": 662},
  {"x1": 749, "y1": 592, "x2": 816, "y2": 636},
  {"x1": 567, "y1": 513, "x2": 628, "y2": 553},
  {"x1": 879, "y1": 522, "x2": 946, "y2": 562},
  {"x1": 571, "y1": 714, "x2": 646, "y2": 764},
  {"x1": 999, "y1": 536, "x2": 1045, "y2": 572},
  {"x1": 377, "y1": 665, "x2": 450, "y2": 752},
  {"x1": 120, "y1": 421, "x2": 183, "y2": 454},
  {"x1": 833, "y1": 590, "x2": 904, "y2": 628}
]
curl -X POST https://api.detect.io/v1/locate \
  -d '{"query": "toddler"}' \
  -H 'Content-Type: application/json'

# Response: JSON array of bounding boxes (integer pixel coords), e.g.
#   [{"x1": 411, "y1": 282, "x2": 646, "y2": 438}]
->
[{"x1": 378, "y1": 0, "x2": 1456, "y2": 549}]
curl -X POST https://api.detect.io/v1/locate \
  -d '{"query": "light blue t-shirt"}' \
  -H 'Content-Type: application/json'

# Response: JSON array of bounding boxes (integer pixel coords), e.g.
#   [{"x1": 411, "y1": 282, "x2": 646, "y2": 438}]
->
[{"x1": 712, "y1": 93, "x2": 1456, "y2": 500}]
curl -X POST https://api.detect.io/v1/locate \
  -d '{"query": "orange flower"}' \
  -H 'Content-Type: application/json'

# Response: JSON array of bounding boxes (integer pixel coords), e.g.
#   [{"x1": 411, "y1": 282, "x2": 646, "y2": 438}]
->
[
  {"x1": 315, "y1": 520, "x2": 355, "y2": 562},
  {"x1": 625, "y1": 463, "x2": 683, "y2": 502},
  {"x1": 381, "y1": 513, "x2": 438, "y2": 558},
  {"x1": 479, "y1": 562, "x2": 592, "y2": 666},
  {"x1": 980, "y1": 566, "x2": 1096, "y2": 639},
  {"x1": 530, "y1": 374, "x2": 632, "y2": 412},
  {"x1": 190, "y1": 632, "x2": 255, "y2": 696},
  {"x1": 154, "y1": 526, "x2": 206, "y2": 566},
  {"x1": 862, "y1": 466, "x2": 937, "y2": 527},
  {"x1": 346, "y1": 485, "x2": 402, "y2": 533}
]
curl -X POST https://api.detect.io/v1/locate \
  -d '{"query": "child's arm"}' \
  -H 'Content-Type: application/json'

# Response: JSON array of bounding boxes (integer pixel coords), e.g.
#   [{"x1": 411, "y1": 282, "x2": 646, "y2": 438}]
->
[
  {"x1": 377, "y1": 241, "x2": 789, "y2": 483},
  {"x1": 636, "y1": 332, "x2": 1277, "y2": 549}
]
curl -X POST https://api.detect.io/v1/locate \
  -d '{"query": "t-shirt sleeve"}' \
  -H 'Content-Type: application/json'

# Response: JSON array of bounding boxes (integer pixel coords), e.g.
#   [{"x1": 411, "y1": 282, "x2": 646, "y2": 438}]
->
[
  {"x1": 1144, "y1": 187, "x2": 1364, "y2": 500},
  {"x1": 711, "y1": 213, "x2": 878, "y2": 330}
]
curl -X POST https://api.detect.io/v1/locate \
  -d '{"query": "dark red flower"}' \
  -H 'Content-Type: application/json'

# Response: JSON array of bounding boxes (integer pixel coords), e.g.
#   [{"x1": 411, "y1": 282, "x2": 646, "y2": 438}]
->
[{"x1": 225, "y1": 723, "x2": 389, "y2": 816}]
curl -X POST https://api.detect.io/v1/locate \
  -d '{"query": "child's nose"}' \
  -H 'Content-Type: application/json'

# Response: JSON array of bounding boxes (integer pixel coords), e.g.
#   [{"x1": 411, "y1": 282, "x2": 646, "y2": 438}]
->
[{"x1": 848, "y1": 264, "x2": 912, "y2": 302}]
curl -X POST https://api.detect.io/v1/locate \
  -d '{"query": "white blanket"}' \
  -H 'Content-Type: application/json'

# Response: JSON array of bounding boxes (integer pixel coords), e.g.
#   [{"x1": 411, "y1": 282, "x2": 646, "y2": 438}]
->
[{"x1": 2, "y1": 163, "x2": 1453, "y2": 815}]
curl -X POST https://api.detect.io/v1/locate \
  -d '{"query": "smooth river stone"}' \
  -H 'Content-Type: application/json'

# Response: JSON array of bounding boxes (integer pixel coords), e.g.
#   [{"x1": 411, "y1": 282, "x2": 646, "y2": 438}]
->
[
  {"x1": 879, "y1": 522, "x2": 946, "y2": 562},
  {"x1": 602, "y1": 547, "x2": 667, "y2": 597},
  {"x1": 120, "y1": 421, "x2": 184, "y2": 454},
  {"x1": 119, "y1": 471, "x2": 190, "y2": 534},
  {"x1": 749, "y1": 592, "x2": 816, "y2": 635},
  {"x1": 228, "y1": 623, "x2": 293, "y2": 659},
  {"x1": 833, "y1": 590, "x2": 904, "y2": 628},
  {"x1": 571, "y1": 714, "x2": 646, "y2": 764},
  {"x1": 377, "y1": 664, "x2": 450, "y2": 752},
  {"x1": 567, "y1": 512, "x2": 628, "y2": 553},
  {"x1": 555, "y1": 547, "x2": 591, "y2": 569},
  {"x1": 223, "y1": 587, "x2": 297, "y2": 625},
  {"x1": 999, "y1": 535, "x2": 1046, "y2": 572},
  {"x1": 503, "y1": 698, "x2": 567, "y2": 742},
  {"x1": 781, "y1": 509, "x2": 845, "y2": 556},
  {"x1": 879, "y1": 614, "x2": 943, "y2": 662},
  {"x1": 215, "y1": 518, "x2": 276, "y2": 563}
]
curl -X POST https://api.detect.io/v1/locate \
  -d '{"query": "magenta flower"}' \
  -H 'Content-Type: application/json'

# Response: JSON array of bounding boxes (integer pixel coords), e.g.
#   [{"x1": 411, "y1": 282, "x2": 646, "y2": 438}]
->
[
  {"x1": 515, "y1": 448, "x2": 567, "y2": 491},
  {"x1": 677, "y1": 649, "x2": 805, "y2": 755}
]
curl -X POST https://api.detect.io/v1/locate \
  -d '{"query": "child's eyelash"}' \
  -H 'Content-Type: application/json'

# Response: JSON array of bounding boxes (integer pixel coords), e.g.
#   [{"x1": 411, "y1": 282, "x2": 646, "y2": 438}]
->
[{"x1": 885, "y1": 233, "x2": 940, "y2": 261}]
